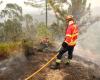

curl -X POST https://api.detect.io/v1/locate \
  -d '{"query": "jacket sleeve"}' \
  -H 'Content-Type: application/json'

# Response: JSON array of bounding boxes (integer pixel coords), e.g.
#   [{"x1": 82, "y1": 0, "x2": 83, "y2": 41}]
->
[{"x1": 72, "y1": 25, "x2": 78, "y2": 39}]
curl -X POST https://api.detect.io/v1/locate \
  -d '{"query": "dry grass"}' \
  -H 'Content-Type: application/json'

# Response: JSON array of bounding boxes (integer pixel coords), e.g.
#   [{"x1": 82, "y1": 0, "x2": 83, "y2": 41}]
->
[{"x1": 0, "y1": 41, "x2": 21, "y2": 57}]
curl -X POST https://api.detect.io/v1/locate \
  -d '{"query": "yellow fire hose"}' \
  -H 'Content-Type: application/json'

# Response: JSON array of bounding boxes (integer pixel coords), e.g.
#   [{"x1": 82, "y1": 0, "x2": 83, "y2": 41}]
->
[{"x1": 24, "y1": 53, "x2": 58, "y2": 80}]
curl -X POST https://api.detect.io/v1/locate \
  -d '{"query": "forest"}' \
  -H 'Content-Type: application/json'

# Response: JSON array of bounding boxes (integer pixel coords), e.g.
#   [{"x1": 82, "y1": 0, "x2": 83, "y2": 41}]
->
[{"x1": 0, "y1": 0, "x2": 100, "y2": 80}]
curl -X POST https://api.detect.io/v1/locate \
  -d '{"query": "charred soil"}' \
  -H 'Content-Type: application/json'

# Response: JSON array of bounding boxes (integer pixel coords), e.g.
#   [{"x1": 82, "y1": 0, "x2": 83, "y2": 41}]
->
[{"x1": 0, "y1": 49, "x2": 100, "y2": 80}]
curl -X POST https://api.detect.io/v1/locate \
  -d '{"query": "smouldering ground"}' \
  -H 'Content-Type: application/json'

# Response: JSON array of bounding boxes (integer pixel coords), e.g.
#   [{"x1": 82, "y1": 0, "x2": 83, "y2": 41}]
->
[{"x1": 0, "y1": 50, "x2": 100, "y2": 80}]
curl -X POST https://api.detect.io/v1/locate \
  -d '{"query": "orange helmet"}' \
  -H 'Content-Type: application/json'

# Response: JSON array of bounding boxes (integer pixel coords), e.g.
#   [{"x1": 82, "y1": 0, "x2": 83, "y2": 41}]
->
[{"x1": 66, "y1": 15, "x2": 73, "y2": 20}]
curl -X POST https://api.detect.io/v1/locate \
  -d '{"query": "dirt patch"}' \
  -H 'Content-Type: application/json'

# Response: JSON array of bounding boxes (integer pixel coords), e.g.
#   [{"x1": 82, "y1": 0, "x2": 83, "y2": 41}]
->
[
  {"x1": 0, "y1": 51, "x2": 100, "y2": 80},
  {"x1": 46, "y1": 69, "x2": 66, "y2": 80}
]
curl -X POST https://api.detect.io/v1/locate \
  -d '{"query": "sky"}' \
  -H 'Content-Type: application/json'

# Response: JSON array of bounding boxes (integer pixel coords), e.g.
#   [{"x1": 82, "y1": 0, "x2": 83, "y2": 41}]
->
[
  {"x1": 0, "y1": 0, "x2": 100, "y2": 23},
  {"x1": 0, "y1": 0, "x2": 100, "y2": 11},
  {"x1": 89, "y1": 0, "x2": 100, "y2": 8}
]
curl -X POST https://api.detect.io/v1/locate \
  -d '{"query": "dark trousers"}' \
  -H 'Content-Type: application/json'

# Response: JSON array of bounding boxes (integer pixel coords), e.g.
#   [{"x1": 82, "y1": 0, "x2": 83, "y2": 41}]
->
[{"x1": 57, "y1": 42, "x2": 74, "y2": 60}]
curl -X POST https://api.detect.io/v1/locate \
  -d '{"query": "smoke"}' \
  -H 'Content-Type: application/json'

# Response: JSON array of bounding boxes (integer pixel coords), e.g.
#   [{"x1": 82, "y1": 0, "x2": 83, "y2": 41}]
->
[
  {"x1": 74, "y1": 44, "x2": 100, "y2": 79},
  {"x1": 0, "y1": 50, "x2": 28, "y2": 80},
  {"x1": 73, "y1": 21, "x2": 100, "y2": 76}
]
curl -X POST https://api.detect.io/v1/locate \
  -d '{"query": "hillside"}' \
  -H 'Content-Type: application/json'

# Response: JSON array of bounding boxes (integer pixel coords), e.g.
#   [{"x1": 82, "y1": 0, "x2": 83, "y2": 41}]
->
[{"x1": 0, "y1": 48, "x2": 100, "y2": 80}]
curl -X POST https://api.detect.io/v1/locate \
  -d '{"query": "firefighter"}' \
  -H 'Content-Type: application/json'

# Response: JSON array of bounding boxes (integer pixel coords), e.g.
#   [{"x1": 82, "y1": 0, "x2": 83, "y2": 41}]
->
[{"x1": 51, "y1": 15, "x2": 79, "y2": 69}]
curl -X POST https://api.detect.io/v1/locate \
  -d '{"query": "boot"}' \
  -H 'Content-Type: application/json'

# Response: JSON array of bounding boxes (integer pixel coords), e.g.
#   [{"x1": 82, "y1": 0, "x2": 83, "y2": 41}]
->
[
  {"x1": 50, "y1": 62, "x2": 60, "y2": 69},
  {"x1": 65, "y1": 59, "x2": 71, "y2": 65}
]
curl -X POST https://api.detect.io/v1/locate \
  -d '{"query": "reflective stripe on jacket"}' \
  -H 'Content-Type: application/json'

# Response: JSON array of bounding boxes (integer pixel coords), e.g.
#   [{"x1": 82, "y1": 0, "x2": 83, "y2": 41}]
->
[{"x1": 64, "y1": 23, "x2": 78, "y2": 46}]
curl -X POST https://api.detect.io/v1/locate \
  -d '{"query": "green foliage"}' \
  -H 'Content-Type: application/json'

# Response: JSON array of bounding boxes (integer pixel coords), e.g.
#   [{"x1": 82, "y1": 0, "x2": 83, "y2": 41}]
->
[
  {"x1": 48, "y1": 0, "x2": 67, "y2": 23},
  {"x1": 0, "y1": 3, "x2": 23, "y2": 41},
  {"x1": 50, "y1": 22, "x2": 65, "y2": 39},
  {"x1": 0, "y1": 3, "x2": 23, "y2": 20},
  {"x1": 0, "y1": 43, "x2": 9, "y2": 57},
  {"x1": 36, "y1": 23, "x2": 51, "y2": 38},
  {"x1": 4, "y1": 19, "x2": 22, "y2": 41},
  {"x1": 23, "y1": 14, "x2": 36, "y2": 39},
  {"x1": 24, "y1": 14, "x2": 33, "y2": 22},
  {"x1": 6, "y1": 3, "x2": 22, "y2": 14},
  {"x1": 68, "y1": 0, "x2": 89, "y2": 20},
  {"x1": 22, "y1": 39, "x2": 33, "y2": 48},
  {"x1": 48, "y1": 0, "x2": 91, "y2": 23},
  {"x1": 0, "y1": 42, "x2": 21, "y2": 57}
]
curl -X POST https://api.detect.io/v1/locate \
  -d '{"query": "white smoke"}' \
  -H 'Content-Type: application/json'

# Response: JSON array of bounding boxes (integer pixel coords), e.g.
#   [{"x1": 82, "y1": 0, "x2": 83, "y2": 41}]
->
[{"x1": 75, "y1": 21, "x2": 100, "y2": 66}]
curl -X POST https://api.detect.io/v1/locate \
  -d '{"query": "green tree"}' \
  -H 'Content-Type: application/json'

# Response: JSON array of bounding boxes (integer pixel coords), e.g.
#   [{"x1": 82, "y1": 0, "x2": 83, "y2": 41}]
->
[
  {"x1": 24, "y1": 0, "x2": 91, "y2": 33},
  {"x1": 23, "y1": 14, "x2": 36, "y2": 39},
  {"x1": 24, "y1": 0, "x2": 48, "y2": 28},
  {"x1": 50, "y1": 22, "x2": 64, "y2": 39},
  {"x1": 48, "y1": 0, "x2": 90, "y2": 24},
  {"x1": 0, "y1": 23, "x2": 4, "y2": 41},
  {"x1": 4, "y1": 19, "x2": 22, "y2": 41},
  {"x1": 0, "y1": 3, "x2": 23, "y2": 41},
  {"x1": 36, "y1": 22, "x2": 51, "y2": 38},
  {"x1": 0, "y1": 3, "x2": 22, "y2": 21},
  {"x1": 48, "y1": 0, "x2": 92, "y2": 37}
]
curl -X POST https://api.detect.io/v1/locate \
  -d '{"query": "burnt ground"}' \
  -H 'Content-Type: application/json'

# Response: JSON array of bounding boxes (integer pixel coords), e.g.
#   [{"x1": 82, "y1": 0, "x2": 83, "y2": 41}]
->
[{"x1": 0, "y1": 49, "x2": 100, "y2": 80}]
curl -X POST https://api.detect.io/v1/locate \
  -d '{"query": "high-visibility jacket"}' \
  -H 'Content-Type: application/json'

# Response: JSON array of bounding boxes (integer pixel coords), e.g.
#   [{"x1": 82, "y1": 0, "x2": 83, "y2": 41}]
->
[{"x1": 64, "y1": 23, "x2": 78, "y2": 46}]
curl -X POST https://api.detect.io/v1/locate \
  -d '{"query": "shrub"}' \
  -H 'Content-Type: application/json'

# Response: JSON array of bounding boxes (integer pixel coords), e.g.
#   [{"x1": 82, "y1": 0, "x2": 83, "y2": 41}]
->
[{"x1": 0, "y1": 41, "x2": 21, "y2": 57}]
